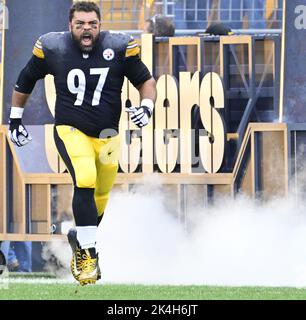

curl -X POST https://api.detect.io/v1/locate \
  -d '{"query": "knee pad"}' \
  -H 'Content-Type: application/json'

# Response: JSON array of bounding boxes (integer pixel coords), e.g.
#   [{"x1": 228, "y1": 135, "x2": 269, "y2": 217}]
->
[{"x1": 74, "y1": 158, "x2": 97, "y2": 188}]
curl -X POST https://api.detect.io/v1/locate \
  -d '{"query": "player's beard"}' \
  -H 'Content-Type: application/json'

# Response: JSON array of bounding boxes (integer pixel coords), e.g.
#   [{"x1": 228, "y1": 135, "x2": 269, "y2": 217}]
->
[{"x1": 72, "y1": 31, "x2": 100, "y2": 53}]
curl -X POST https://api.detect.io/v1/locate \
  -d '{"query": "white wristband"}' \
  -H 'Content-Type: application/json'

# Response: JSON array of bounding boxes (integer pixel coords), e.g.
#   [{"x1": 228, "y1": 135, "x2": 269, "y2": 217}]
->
[
  {"x1": 141, "y1": 99, "x2": 154, "y2": 114},
  {"x1": 10, "y1": 107, "x2": 24, "y2": 119}
]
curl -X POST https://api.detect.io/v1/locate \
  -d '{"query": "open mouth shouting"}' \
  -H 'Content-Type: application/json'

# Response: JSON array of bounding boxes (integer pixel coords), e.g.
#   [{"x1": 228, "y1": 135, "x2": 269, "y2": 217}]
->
[
  {"x1": 72, "y1": 30, "x2": 99, "y2": 53},
  {"x1": 81, "y1": 32, "x2": 93, "y2": 47}
]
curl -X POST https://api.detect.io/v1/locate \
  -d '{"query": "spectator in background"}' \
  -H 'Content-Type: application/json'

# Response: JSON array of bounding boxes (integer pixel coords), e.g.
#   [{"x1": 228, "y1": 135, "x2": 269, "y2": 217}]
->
[
  {"x1": 143, "y1": 14, "x2": 175, "y2": 79},
  {"x1": 0, "y1": 246, "x2": 5, "y2": 273},
  {"x1": 0, "y1": 241, "x2": 32, "y2": 272},
  {"x1": 143, "y1": 14, "x2": 175, "y2": 37}
]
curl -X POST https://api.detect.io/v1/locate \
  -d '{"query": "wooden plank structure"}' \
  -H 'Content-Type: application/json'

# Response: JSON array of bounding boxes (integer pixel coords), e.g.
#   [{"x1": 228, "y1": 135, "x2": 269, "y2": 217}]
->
[{"x1": 0, "y1": 121, "x2": 289, "y2": 241}]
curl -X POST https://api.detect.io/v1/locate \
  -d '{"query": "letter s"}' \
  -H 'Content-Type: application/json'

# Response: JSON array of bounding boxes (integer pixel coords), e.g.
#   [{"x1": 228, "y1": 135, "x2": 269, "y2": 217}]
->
[{"x1": 199, "y1": 72, "x2": 225, "y2": 173}]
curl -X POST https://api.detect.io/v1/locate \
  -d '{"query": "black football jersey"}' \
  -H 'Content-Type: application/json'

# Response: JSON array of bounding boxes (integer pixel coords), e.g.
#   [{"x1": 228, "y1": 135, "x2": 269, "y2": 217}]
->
[{"x1": 15, "y1": 31, "x2": 152, "y2": 137}]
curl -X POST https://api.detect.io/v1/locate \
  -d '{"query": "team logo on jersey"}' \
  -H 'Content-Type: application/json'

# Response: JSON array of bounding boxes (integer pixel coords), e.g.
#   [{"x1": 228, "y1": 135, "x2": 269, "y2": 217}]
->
[{"x1": 103, "y1": 48, "x2": 115, "y2": 61}]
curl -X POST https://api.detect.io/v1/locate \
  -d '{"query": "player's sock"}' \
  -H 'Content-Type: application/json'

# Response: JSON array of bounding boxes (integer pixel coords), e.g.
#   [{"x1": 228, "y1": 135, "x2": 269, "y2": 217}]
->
[
  {"x1": 76, "y1": 226, "x2": 97, "y2": 249},
  {"x1": 72, "y1": 187, "x2": 98, "y2": 249}
]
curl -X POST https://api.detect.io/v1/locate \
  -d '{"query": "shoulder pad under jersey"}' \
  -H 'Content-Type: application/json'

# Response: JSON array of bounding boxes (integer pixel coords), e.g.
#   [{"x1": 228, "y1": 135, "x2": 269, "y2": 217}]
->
[
  {"x1": 32, "y1": 31, "x2": 70, "y2": 59},
  {"x1": 102, "y1": 31, "x2": 140, "y2": 58}
]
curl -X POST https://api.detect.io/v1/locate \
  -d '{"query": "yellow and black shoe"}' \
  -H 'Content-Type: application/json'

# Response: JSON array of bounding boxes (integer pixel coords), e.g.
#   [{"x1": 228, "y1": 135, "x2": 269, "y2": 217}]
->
[
  {"x1": 67, "y1": 229, "x2": 101, "y2": 281},
  {"x1": 67, "y1": 228, "x2": 82, "y2": 281},
  {"x1": 78, "y1": 248, "x2": 98, "y2": 286}
]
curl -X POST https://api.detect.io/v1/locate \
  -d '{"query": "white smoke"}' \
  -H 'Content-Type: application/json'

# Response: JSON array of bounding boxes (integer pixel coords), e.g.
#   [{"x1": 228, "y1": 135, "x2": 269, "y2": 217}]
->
[
  {"x1": 41, "y1": 239, "x2": 72, "y2": 278},
  {"x1": 43, "y1": 175, "x2": 306, "y2": 287},
  {"x1": 98, "y1": 177, "x2": 306, "y2": 287}
]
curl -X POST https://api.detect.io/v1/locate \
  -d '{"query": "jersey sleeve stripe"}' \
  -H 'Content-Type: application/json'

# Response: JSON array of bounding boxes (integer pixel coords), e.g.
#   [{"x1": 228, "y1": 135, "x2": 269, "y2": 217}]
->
[
  {"x1": 127, "y1": 43, "x2": 138, "y2": 49},
  {"x1": 33, "y1": 46, "x2": 45, "y2": 59},
  {"x1": 35, "y1": 40, "x2": 42, "y2": 48},
  {"x1": 125, "y1": 46, "x2": 140, "y2": 57},
  {"x1": 35, "y1": 43, "x2": 43, "y2": 49}
]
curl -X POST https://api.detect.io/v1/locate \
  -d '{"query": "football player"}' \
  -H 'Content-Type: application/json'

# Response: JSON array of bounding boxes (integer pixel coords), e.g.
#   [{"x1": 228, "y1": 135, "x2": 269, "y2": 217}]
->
[{"x1": 8, "y1": 1, "x2": 156, "y2": 285}]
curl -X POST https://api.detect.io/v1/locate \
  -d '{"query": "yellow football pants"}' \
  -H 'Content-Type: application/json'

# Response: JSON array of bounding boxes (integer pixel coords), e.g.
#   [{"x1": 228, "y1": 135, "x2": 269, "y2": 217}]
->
[{"x1": 54, "y1": 125, "x2": 120, "y2": 217}]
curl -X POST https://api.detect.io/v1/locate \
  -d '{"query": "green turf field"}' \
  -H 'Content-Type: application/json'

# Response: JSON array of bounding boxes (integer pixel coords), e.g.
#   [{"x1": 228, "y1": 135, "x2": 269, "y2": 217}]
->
[{"x1": 1, "y1": 280, "x2": 306, "y2": 300}]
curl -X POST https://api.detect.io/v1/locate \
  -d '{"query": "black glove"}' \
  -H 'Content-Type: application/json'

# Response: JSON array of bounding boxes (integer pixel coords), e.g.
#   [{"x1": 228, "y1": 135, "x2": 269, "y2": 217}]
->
[{"x1": 8, "y1": 118, "x2": 32, "y2": 147}]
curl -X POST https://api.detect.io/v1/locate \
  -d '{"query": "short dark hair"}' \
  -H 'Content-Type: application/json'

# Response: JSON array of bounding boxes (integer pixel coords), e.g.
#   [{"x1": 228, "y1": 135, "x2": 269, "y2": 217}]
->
[
  {"x1": 146, "y1": 15, "x2": 175, "y2": 37},
  {"x1": 69, "y1": 1, "x2": 101, "y2": 22}
]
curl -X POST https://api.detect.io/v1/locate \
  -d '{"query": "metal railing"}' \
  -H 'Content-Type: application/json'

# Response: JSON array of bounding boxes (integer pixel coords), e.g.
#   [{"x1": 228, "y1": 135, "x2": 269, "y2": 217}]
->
[
  {"x1": 174, "y1": 0, "x2": 283, "y2": 29},
  {"x1": 95, "y1": 0, "x2": 283, "y2": 31}
]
